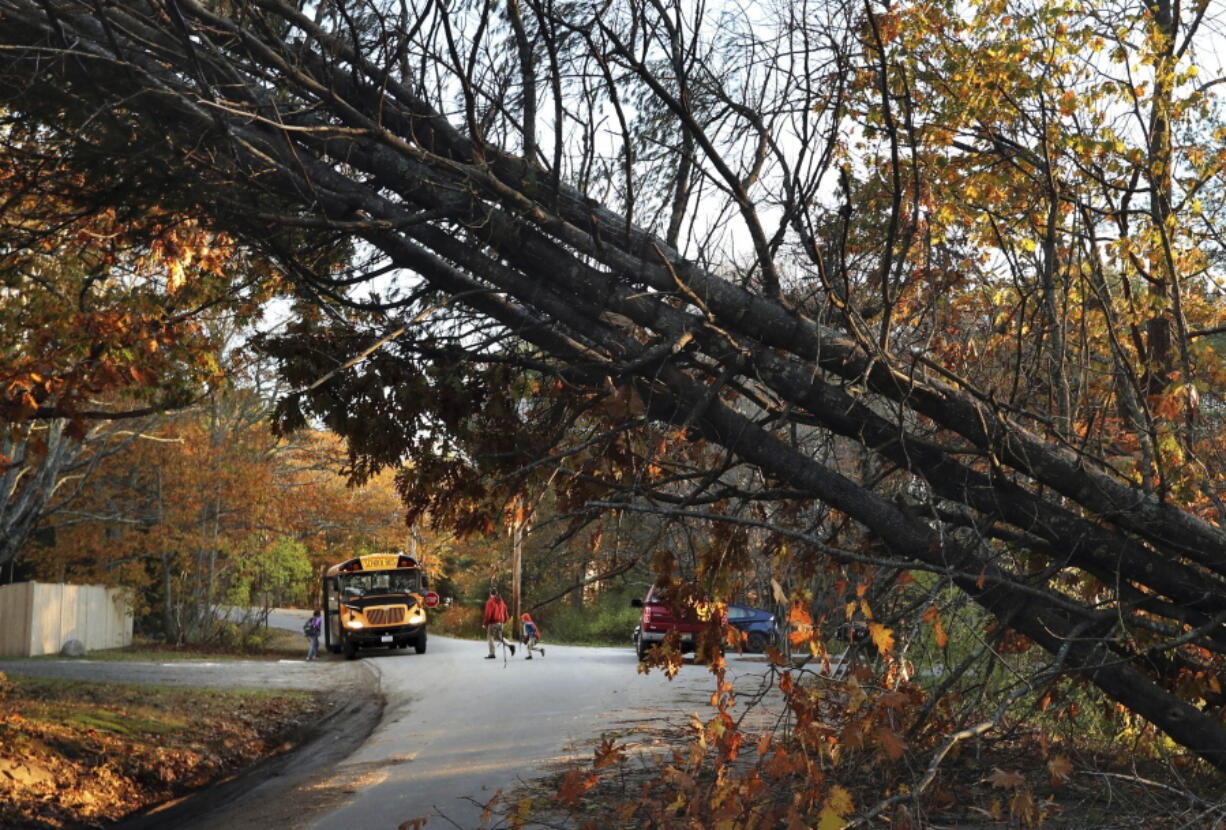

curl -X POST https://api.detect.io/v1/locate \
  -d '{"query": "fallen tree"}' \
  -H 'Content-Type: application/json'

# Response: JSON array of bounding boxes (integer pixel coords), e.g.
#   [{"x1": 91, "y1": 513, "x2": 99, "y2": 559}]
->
[{"x1": 0, "y1": 0, "x2": 1224, "y2": 774}]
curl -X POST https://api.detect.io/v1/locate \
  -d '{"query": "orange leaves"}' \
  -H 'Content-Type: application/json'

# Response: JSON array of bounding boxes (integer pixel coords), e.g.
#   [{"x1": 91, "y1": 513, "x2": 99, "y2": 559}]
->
[
  {"x1": 921, "y1": 605, "x2": 949, "y2": 648},
  {"x1": 0, "y1": 139, "x2": 275, "y2": 429},
  {"x1": 876, "y1": 726, "x2": 907, "y2": 760},
  {"x1": 986, "y1": 767, "x2": 1026, "y2": 789},
  {"x1": 554, "y1": 768, "x2": 598, "y2": 806},
  {"x1": 592, "y1": 737, "x2": 625, "y2": 770},
  {"x1": 985, "y1": 768, "x2": 1048, "y2": 826},
  {"x1": 1046, "y1": 754, "x2": 1073, "y2": 787},
  {"x1": 788, "y1": 602, "x2": 815, "y2": 647},
  {"x1": 637, "y1": 634, "x2": 685, "y2": 679}
]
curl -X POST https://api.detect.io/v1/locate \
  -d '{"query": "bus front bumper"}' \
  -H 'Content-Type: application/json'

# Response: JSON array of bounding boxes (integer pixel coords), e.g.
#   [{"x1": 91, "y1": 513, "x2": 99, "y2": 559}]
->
[{"x1": 344, "y1": 623, "x2": 425, "y2": 647}]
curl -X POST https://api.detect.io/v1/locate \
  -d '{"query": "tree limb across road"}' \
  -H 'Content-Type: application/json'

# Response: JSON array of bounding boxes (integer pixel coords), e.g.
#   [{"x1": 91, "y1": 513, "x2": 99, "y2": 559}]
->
[{"x1": 1, "y1": 0, "x2": 1224, "y2": 773}]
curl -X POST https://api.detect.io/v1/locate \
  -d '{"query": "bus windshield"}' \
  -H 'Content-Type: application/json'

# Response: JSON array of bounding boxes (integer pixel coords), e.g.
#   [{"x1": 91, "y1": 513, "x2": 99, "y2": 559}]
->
[{"x1": 339, "y1": 569, "x2": 421, "y2": 598}]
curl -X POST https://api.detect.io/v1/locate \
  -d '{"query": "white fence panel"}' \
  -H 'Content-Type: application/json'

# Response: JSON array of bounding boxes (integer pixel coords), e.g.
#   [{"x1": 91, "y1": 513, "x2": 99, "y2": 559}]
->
[{"x1": 0, "y1": 582, "x2": 132, "y2": 657}]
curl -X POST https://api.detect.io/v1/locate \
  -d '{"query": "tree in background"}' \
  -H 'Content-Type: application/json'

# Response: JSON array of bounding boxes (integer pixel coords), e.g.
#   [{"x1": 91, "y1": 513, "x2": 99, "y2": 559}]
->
[
  {"x1": 30, "y1": 377, "x2": 407, "y2": 643},
  {"x1": 1, "y1": 0, "x2": 1225, "y2": 815},
  {"x1": 0, "y1": 113, "x2": 294, "y2": 567}
]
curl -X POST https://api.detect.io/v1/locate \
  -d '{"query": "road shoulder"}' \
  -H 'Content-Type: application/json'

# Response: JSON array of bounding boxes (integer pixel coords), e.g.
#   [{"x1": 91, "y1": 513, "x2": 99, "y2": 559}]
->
[{"x1": 115, "y1": 661, "x2": 384, "y2": 830}]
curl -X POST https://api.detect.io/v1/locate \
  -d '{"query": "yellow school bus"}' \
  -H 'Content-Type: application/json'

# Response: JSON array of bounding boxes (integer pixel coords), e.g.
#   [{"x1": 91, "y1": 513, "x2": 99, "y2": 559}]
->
[{"x1": 322, "y1": 552, "x2": 439, "y2": 659}]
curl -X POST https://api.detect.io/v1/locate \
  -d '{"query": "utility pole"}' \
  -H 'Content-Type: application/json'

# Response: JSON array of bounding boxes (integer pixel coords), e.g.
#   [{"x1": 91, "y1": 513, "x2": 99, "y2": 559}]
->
[{"x1": 511, "y1": 496, "x2": 524, "y2": 638}]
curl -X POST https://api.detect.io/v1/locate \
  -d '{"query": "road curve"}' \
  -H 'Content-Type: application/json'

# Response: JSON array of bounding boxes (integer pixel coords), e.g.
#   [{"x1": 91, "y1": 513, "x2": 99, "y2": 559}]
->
[
  {"x1": 2, "y1": 611, "x2": 776, "y2": 829},
  {"x1": 302, "y1": 630, "x2": 767, "y2": 830}
]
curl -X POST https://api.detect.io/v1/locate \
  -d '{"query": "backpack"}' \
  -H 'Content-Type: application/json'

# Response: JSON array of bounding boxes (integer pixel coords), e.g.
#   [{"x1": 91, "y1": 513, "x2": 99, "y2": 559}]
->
[{"x1": 303, "y1": 619, "x2": 316, "y2": 636}]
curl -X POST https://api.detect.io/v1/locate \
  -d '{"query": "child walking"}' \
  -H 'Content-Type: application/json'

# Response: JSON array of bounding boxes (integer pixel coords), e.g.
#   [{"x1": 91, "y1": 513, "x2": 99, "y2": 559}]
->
[
  {"x1": 304, "y1": 609, "x2": 322, "y2": 661},
  {"x1": 521, "y1": 613, "x2": 544, "y2": 659}
]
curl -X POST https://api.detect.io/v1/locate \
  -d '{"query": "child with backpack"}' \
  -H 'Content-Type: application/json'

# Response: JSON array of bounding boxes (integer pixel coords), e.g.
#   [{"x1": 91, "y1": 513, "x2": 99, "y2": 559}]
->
[
  {"x1": 304, "y1": 610, "x2": 322, "y2": 660},
  {"x1": 521, "y1": 613, "x2": 544, "y2": 659}
]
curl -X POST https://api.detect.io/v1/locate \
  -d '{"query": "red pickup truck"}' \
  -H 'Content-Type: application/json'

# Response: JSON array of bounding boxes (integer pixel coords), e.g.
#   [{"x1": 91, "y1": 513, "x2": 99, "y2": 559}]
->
[{"x1": 631, "y1": 584, "x2": 720, "y2": 660}]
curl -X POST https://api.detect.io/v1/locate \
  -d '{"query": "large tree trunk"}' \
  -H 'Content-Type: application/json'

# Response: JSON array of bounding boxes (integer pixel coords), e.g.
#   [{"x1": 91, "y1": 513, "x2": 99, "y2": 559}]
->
[{"x1": 0, "y1": 0, "x2": 1222, "y2": 772}]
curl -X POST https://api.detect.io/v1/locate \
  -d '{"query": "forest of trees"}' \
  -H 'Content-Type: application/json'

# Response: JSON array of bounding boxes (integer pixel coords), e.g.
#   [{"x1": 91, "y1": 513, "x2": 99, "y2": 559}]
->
[{"x1": 1, "y1": 0, "x2": 1224, "y2": 822}]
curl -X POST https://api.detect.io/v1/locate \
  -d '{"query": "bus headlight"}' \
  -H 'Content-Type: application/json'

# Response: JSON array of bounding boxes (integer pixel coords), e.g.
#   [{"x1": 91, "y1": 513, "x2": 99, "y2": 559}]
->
[
  {"x1": 407, "y1": 611, "x2": 426, "y2": 625},
  {"x1": 344, "y1": 618, "x2": 364, "y2": 629}
]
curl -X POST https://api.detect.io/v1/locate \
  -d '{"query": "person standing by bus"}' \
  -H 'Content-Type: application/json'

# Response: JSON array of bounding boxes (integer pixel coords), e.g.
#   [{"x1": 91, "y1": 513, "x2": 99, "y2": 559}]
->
[
  {"x1": 304, "y1": 609, "x2": 322, "y2": 661},
  {"x1": 521, "y1": 612, "x2": 544, "y2": 659},
  {"x1": 483, "y1": 588, "x2": 515, "y2": 659}
]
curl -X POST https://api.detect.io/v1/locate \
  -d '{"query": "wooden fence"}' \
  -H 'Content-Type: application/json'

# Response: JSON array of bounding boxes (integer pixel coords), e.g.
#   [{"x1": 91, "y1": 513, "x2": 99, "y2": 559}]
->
[{"x1": 0, "y1": 582, "x2": 133, "y2": 657}]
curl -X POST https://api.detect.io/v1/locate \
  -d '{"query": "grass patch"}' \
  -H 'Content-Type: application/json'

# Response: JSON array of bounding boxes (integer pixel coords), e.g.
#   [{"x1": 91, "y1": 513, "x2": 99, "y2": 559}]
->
[
  {"x1": 0, "y1": 673, "x2": 319, "y2": 830},
  {"x1": 432, "y1": 590, "x2": 640, "y2": 648},
  {"x1": 26, "y1": 627, "x2": 307, "y2": 663}
]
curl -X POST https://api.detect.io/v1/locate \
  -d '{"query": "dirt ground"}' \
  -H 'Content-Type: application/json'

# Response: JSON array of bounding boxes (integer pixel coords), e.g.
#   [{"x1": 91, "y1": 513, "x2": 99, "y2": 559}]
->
[{"x1": 0, "y1": 648, "x2": 382, "y2": 830}]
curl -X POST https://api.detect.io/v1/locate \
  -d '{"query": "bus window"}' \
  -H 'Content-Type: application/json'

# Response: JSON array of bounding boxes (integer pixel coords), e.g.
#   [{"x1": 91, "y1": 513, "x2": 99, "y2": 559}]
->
[
  {"x1": 388, "y1": 571, "x2": 420, "y2": 593},
  {"x1": 338, "y1": 570, "x2": 420, "y2": 597}
]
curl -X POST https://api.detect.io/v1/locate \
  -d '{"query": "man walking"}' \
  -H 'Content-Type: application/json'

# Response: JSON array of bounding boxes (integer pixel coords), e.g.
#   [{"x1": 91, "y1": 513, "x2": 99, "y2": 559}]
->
[{"x1": 483, "y1": 588, "x2": 515, "y2": 659}]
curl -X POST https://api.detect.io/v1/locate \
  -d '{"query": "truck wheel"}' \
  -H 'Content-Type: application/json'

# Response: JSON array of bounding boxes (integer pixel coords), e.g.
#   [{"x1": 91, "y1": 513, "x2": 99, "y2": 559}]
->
[
  {"x1": 343, "y1": 638, "x2": 358, "y2": 660},
  {"x1": 747, "y1": 631, "x2": 769, "y2": 653},
  {"x1": 414, "y1": 631, "x2": 427, "y2": 654},
  {"x1": 636, "y1": 639, "x2": 650, "y2": 661}
]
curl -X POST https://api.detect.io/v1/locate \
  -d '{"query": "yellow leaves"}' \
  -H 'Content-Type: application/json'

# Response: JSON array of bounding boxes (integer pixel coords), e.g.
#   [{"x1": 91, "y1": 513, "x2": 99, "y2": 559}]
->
[
  {"x1": 868, "y1": 622, "x2": 895, "y2": 655},
  {"x1": 166, "y1": 259, "x2": 185, "y2": 293},
  {"x1": 817, "y1": 785, "x2": 855, "y2": 830},
  {"x1": 845, "y1": 676, "x2": 869, "y2": 714}
]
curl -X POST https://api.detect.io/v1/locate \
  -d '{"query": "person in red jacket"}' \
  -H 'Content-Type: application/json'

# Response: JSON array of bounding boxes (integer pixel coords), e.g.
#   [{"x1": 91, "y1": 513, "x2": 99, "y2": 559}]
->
[{"x1": 483, "y1": 588, "x2": 515, "y2": 659}]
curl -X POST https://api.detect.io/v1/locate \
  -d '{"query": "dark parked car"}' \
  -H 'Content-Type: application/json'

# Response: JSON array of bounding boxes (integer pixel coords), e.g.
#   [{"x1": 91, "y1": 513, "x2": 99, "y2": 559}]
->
[{"x1": 727, "y1": 604, "x2": 776, "y2": 653}]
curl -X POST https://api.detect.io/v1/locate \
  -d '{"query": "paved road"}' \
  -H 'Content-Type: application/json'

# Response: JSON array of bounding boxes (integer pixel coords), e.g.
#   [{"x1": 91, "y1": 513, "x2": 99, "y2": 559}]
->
[
  {"x1": 286, "y1": 614, "x2": 774, "y2": 829},
  {"x1": 2, "y1": 611, "x2": 778, "y2": 829}
]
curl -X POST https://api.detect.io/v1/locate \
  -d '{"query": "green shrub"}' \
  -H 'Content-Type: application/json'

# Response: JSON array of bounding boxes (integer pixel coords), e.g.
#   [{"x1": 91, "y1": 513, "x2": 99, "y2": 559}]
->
[
  {"x1": 207, "y1": 620, "x2": 280, "y2": 654},
  {"x1": 213, "y1": 620, "x2": 242, "y2": 649},
  {"x1": 242, "y1": 627, "x2": 274, "y2": 651},
  {"x1": 536, "y1": 589, "x2": 639, "y2": 646}
]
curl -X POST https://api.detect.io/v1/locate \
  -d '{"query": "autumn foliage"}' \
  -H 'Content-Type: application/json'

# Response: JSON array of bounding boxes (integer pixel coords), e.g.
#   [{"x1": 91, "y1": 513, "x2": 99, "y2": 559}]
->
[{"x1": 1, "y1": 0, "x2": 1225, "y2": 822}]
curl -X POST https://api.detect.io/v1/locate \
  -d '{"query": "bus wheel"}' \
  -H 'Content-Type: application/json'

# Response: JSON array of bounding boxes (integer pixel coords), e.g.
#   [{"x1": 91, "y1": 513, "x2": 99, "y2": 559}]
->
[
  {"x1": 414, "y1": 631, "x2": 427, "y2": 654},
  {"x1": 343, "y1": 638, "x2": 358, "y2": 660}
]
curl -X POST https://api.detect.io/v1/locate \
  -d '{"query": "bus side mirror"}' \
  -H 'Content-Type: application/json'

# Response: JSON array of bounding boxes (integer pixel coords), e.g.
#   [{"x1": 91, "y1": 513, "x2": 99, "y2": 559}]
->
[{"x1": 421, "y1": 573, "x2": 430, "y2": 588}]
